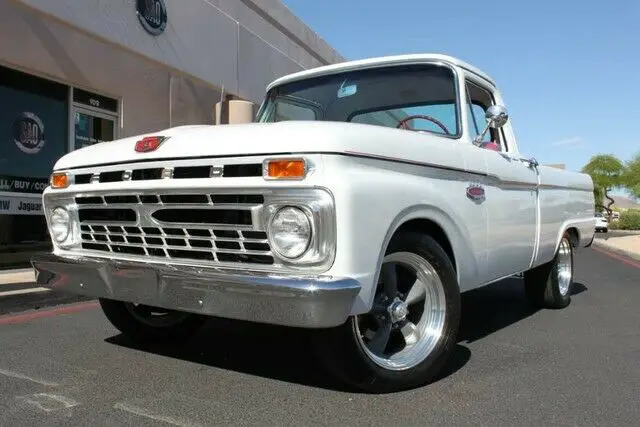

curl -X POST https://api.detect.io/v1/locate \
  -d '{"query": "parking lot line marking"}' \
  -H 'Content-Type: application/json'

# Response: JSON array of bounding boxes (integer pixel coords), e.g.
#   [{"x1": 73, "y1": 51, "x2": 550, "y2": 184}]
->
[
  {"x1": 16, "y1": 393, "x2": 80, "y2": 413},
  {"x1": 114, "y1": 402, "x2": 201, "y2": 427},
  {"x1": 0, "y1": 287, "x2": 50, "y2": 297},
  {"x1": 592, "y1": 246, "x2": 640, "y2": 269},
  {"x1": 0, "y1": 368, "x2": 59, "y2": 387},
  {"x1": 0, "y1": 301, "x2": 99, "y2": 326}
]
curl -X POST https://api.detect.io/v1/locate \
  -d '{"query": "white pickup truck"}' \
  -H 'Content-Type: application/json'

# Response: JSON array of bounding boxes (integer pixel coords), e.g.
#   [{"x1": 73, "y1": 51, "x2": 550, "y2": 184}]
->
[{"x1": 32, "y1": 54, "x2": 596, "y2": 393}]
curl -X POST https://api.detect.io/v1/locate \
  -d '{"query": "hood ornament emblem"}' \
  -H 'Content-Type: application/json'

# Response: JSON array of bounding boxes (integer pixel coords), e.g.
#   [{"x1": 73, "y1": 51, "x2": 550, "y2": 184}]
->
[{"x1": 135, "y1": 136, "x2": 168, "y2": 153}]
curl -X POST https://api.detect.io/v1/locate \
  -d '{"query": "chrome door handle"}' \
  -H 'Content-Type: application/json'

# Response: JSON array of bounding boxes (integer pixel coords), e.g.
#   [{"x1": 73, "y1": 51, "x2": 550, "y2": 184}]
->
[{"x1": 518, "y1": 157, "x2": 539, "y2": 168}]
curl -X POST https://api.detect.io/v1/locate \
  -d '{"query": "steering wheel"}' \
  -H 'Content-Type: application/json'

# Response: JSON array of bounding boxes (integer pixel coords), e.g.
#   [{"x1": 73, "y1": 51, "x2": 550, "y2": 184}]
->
[{"x1": 396, "y1": 115, "x2": 451, "y2": 135}]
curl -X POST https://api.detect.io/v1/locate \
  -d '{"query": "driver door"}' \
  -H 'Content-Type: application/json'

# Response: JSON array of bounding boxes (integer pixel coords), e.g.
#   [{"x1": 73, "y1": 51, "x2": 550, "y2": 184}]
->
[
  {"x1": 464, "y1": 79, "x2": 538, "y2": 282},
  {"x1": 482, "y1": 149, "x2": 538, "y2": 280}
]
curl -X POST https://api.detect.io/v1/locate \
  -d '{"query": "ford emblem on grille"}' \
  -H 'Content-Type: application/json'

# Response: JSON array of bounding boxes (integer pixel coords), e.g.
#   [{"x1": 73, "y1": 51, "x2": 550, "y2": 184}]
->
[{"x1": 135, "y1": 136, "x2": 167, "y2": 152}]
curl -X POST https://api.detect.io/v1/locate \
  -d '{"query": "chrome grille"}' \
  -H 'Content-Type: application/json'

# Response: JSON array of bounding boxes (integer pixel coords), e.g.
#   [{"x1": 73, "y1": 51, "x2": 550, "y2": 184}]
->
[{"x1": 75, "y1": 192, "x2": 274, "y2": 265}]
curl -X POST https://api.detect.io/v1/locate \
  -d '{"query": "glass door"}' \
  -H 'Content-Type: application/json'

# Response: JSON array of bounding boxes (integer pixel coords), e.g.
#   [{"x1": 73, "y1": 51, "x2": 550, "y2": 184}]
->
[{"x1": 73, "y1": 107, "x2": 116, "y2": 150}]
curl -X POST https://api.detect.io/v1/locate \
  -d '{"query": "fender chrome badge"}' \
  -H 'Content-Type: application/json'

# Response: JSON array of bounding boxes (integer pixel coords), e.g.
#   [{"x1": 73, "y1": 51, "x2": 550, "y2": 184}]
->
[
  {"x1": 135, "y1": 136, "x2": 168, "y2": 153},
  {"x1": 466, "y1": 184, "x2": 486, "y2": 202}
]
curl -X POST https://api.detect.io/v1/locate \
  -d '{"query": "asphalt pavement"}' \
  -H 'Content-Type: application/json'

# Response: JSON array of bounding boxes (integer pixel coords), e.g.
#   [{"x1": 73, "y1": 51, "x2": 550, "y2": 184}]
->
[{"x1": 0, "y1": 246, "x2": 638, "y2": 426}]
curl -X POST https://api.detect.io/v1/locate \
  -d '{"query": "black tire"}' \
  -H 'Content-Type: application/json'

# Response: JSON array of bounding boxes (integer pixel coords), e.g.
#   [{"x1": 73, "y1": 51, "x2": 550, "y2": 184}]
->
[
  {"x1": 99, "y1": 298, "x2": 207, "y2": 342},
  {"x1": 523, "y1": 232, "x2": 574, "y2": 309},
  {"x1": 311, "y1": 231, "x2": 461, "y2": 394}
]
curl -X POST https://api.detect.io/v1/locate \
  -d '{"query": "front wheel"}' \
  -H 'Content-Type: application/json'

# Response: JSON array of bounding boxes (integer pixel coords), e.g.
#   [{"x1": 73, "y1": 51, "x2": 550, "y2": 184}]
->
[
  {"x1": 99, "y1": 298, "x2": 207, "y2": 342},
  {"x1": 312, "y1": 232, "x2": 461, "y2": 393},
  {"x1": 523, "y1": 232, "x2": 574, "y2": 309}
]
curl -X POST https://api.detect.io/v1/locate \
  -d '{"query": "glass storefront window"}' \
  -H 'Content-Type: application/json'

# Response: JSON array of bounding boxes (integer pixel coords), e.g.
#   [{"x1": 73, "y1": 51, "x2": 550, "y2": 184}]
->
[
  {"x1": 0, "y1": 66, "x2": 118, "y2": 269},
  {"x1": 74, "y1": 111, "x2": 115, "y2": 150},
  {"x1": 0, "y1": 65, "x2": 69, "y2": 268}
]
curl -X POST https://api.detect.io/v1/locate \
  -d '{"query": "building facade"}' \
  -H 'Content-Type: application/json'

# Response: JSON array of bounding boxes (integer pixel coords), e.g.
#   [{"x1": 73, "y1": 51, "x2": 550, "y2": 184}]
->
[{"x1": 0, "y1": 0, "x2": 343, "y2": 269}]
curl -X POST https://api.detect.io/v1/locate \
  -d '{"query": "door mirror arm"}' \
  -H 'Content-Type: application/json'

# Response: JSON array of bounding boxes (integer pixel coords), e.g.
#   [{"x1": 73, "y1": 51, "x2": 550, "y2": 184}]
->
[{"x1": 473, "y1": 105, "x2": 509, "y2": 146}]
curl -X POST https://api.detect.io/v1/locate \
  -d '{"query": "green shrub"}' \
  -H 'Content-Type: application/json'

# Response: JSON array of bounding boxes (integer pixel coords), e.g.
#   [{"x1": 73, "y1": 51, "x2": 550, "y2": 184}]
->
[{"x1": 616, "y1": 209, "x2": 640, "y2": 230}]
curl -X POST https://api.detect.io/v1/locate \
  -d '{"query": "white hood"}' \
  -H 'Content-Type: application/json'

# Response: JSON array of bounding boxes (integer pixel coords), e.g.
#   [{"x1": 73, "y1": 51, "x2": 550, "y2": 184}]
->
[{"x1": 54, "y1": 121, "x2": 463, "y2": 171}]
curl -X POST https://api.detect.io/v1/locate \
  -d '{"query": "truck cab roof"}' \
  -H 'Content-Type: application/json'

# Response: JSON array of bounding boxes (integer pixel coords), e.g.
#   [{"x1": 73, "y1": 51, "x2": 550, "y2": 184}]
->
[{"x1": 266, "y1": 53, "x2": 497, "y2": 92}]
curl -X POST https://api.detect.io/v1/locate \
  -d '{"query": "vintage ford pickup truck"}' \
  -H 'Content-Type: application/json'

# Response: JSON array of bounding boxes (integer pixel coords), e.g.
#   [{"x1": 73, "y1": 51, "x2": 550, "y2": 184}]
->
[{"x1": 32, "y1": 54, "x2": 596, "y2": 393}]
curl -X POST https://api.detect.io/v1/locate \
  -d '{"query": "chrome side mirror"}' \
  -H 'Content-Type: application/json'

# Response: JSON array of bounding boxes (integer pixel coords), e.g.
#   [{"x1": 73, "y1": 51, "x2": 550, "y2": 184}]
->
[
  {"x1": 473, "y1": 105, "x2": 509, "y2": 146},
  {"x1": 485, "y1": 105, "x2": 509, "y2": 128}
]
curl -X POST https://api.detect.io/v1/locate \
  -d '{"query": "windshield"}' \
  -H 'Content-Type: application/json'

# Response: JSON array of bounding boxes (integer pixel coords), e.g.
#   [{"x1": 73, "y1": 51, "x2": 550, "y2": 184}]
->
[{"x1": 258, "y1": 63, "x2": 460, "y2": 137}]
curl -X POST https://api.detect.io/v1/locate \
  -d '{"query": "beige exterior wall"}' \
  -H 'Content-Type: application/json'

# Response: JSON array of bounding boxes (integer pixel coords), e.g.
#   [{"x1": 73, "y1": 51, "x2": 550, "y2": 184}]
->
[
  {"x1": 544, "y1": 164, "x2": 567, "y2": 170},
  {"x1": 7, "y1": 0, "x2": 343, "y2": 103},
  {"x1": 0, "y1": 0, "x2": 344, "y2": 137}
]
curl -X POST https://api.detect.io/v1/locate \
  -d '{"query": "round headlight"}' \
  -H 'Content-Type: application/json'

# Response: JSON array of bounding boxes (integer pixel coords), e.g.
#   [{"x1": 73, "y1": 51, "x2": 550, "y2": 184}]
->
[
  {"x1": 50, "y1": 207, "x2": 70, "y2": 243},
  {"x1": 269, "y1": 206, "x2": 312, "y2": 259}
]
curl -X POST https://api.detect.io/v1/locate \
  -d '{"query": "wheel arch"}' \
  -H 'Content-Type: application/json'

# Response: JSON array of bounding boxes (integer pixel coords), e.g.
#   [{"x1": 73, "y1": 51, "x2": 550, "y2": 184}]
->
[
  {"x1": 554, "y1": 223, "x2": 582, "y2": 254},
  {"x1": 369, "y1": 204, "x2": 480, "y2": 311},
  {"x1": 394, "y1": 218, "x2": 457, "y2": 272},
  {"x1": 564, "y1": 227, "x2": 580, "y2": 247}
]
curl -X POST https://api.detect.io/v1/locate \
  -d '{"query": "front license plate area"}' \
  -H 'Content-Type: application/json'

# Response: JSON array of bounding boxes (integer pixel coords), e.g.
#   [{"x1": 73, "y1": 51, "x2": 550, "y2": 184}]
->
[{"x1": 108, "y1": 263, "x2": 159, "y2": 304}]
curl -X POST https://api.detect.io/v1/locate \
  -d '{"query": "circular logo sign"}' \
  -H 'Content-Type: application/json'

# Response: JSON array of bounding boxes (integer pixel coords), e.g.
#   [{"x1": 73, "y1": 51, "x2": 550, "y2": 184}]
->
[
  {"x1": 136, "y1": 0, "x2": 167, "y2": 36},
  {"x1": 12, "y1": 112, "x2": 46, "y2": 154}
]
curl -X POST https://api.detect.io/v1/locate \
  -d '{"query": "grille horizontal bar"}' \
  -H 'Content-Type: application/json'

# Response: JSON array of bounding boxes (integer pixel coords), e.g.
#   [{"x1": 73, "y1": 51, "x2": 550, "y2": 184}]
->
[
  {"x1": 73, "y1": 163, "x2": 262, "y2": 184},
  {"x1": 75, "y1": 193, "x2": 264, "y2": 206}
]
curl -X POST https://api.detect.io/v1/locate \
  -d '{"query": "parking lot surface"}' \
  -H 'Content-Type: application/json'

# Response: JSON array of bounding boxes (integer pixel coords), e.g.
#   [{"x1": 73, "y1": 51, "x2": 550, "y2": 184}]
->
[{"x1": 0, "y1": 247, "x2": 638, "y2": 426}]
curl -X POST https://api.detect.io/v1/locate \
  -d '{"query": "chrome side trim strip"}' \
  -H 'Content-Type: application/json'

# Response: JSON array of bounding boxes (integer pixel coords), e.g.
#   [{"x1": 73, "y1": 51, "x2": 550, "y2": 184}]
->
[{"x1": 538, "y1": 183, "x2": 593, "y2": 192}]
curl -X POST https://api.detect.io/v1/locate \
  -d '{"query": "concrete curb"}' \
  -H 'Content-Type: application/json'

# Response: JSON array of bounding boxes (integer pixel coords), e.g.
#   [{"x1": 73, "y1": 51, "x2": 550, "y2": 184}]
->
[
  {"x1": 592, "y1": 239, "x2": 640, "y2": 261},
  {"x1": 608, "y1": 229, "x2": 640, "y2": 236},
  {"x1": 0, "y1": 269, "x2": 35, "y2": 286}
]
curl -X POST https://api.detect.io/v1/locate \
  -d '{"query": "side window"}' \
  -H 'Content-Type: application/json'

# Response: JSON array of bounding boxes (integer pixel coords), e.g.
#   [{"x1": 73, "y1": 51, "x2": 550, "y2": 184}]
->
[
  {"x1": 465, "y1": 81, "x2": 505, "y2": 151},
  {"x1": 468, "y1": 103, "x2": 490, "y2": 143}
]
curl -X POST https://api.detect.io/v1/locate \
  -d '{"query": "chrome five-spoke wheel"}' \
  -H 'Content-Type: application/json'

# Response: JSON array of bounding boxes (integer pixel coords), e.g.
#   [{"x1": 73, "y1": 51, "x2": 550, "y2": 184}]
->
[
  {"x1": 523, "y1": 232, "x2": 575, "y2": 309},
  {"x1": 556, "y1": 238, "x2": 573, "y2": 297},
  {"x1": 311, "y1": 232, "x2": 461, "y2": 394},
  {"x1": 355, "y1": 252, "x2": 447, "y2": 371}
]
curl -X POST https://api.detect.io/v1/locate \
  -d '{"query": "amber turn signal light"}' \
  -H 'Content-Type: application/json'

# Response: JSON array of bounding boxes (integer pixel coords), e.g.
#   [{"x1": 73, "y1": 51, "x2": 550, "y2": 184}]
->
[
  {"x1": 265, "y1": 159, "x2": 306, "y2": 180},
  {"x1": 50, "y1": 172, "x2": 69, "y2": 189}
]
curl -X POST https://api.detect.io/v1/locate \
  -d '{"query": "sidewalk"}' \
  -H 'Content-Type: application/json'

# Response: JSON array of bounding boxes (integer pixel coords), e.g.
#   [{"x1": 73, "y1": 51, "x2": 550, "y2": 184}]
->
[
  {"x1": 0, "y1": 268, "x2": 35, "y2": 285},
  {"x1": 593, "y1": 235, "x2": 640, "y2": 261}
]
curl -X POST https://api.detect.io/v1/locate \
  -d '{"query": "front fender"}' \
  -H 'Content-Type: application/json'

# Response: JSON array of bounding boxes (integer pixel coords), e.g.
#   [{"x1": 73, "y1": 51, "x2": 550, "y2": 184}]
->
[
  {"x1": 374, "y1": 204, "x2": 480, "y2": 294},
  {"x1": 325, "y1": 156, "x2": 485, "y2": 315}
]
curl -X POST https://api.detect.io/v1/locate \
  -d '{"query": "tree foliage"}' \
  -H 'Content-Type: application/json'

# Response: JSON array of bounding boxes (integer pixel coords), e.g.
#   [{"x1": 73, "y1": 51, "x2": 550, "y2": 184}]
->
[
  {"x1": 581, "y1": 154, "x2": 626, "y2": 216},
  {"x1": 625, "y1": 152, "x2": 640, "y2": 199},
  {"x1": 581, "y1": 154, "x2": 626, "y2": 188}
]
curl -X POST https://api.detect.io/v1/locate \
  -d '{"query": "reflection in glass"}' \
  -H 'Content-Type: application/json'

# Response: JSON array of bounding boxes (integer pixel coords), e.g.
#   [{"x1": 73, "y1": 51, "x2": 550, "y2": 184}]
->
[
  {"x1": 258, "y1": 63, "x2": 459, "y2": 137},
  {"x1": 74, "y1": 111, "x2": 115, "y2": 150}
]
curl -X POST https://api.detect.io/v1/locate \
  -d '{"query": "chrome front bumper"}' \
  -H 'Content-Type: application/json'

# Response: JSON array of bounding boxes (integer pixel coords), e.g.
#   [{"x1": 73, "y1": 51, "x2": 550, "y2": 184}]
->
[{"x1": 31, "y1": 253, "x2": 361, "y2": 328}]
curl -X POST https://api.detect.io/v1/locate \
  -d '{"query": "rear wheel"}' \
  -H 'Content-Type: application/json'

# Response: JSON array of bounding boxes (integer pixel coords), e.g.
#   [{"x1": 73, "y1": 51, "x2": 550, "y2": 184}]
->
[
  {"x1": 99, "y1": 298, "x2": 207, "y2": 342},
  {"x1": 312, "y1": 232, "x2": 461, "y2": 393},
  {"x1": 524, "y1": 232, "x2": 574, "y2": 309}
]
